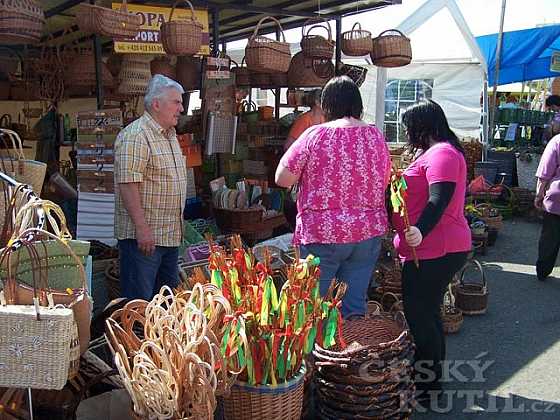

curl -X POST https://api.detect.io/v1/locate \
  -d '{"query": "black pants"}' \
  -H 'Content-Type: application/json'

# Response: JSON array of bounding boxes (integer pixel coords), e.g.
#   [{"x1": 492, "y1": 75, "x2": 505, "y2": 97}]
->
[
  {"x1": 402, "y1": 252, "x2": 468, "y2": 392},
  {"x1": 536, "y1": 211, "x2": 560, "y2": 279}
]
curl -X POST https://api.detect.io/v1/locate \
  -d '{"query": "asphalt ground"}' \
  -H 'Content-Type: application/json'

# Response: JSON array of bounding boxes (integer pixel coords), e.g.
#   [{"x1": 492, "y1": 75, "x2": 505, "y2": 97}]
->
[{"x1": 414, "y1": 218, "x2": 560, "y2": 419}]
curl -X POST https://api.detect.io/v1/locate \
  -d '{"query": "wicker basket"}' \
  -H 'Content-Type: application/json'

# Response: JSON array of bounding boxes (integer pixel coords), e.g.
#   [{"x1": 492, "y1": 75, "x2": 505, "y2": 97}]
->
[
  {"x1": 269, "y1": 72, "x2": 288, "y2": 87},
  {"x1": 455, "y1": 259, "x2": 488, "y2": 315},
  {"x1": 118, "y1": 55, "x2": 152, "y2": 96},
  {"x1": 213, "y1": 207, "x2": 264, "y2": 232},
  {"x1": 287, "y1": 52, "x2": 333, "y2": 88},
  {"x1": 150, "y1": 56, "x2": 176, "y2": 79},
  {"x1": 176, "y1": 55, "x2": 201, "y2": 90},
  {"x1": 232, "y1": 58, "x2": 250, "y2": 86},
  {"x1": 245, "y1": 16, "x2": 291, "y2": 74},
  {"x1": 75, "y1": 0, "x2": 142, "y2": 40},
  {"x1": 222, "y1": 365, "x2": 305, "y2": 420},
  {"x1": 476, "y1": 203, "x2": 503, "y2": 230},
  {"x1": 338, "y1": 63, "x2": 368, "y2": 87},
  {"x1": 300, "y1": 18, "x2": 334, "y2": 60},
  {"x1": 65, "y1": 48, "x2": 114, "y2": 89},
  {"x1": 0, "y1": 0, "x2": 45, "y2": 45},
  {"x1": 371, "y1": 29, "x2": 412, "y2": 68},
  {"x1": 341, "y1": 22, "x2": 372, "y2": 56},
  {"x1": 160, "y1": 0, "x2": 203, "y2": 56},
  {"x1": 250, "y1": 72, "x2": 271, "y2": 87},
  {"x1": 442, "y1": 285, "x2": 463, "y2": 334}
]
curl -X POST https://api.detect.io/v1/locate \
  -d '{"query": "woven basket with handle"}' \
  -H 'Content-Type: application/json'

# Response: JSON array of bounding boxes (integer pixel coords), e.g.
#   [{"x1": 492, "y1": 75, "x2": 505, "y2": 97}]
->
[
  {"x1": 160, "y1": 0, "x2": 203, "y2": 55},
  {"x1": 455, "y1": 259, "x2": 488, "y2": 315},
  {"x1": 371, "y1": 29, "x2": 412, "y2": 68},
  {"x1": 246, "y1": 16, "x2": 291, "y2": 74},
  {"x1": 287, "y1": 52, "x2": 333, "y2": 88},
  {"x1": 341, "y1": 22, "x2": 372, "y2": 56},
  {"x1": 0, "y1": 0, "x2": 45, "y2": 45},
  {"x1": 75, "y1": 0, "x2": 142, "y2": 40},
  {"x1": 232, "y1": 57, "x2": 250, "y2": 86},
  {"x1": 300, "y1": 18, "x2": 334, "y2": 59}
]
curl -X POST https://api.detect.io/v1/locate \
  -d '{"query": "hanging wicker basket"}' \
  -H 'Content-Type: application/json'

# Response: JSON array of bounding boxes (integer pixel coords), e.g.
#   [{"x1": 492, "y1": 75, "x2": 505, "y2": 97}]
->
[
  {"x1": 0, "y1": 0, "x2": 45, "y2": 45},
  {"x1": 232, "y1": 57, "x2": 250, "y2": 87},
  {"x1": 65, "y1": 47, "x2": 114, "y2": 89},
  {"x1": 150, "y1": 56, "x2": 176, "y2": 79},
  {"x1": 455, "y1": 259, "x2": 488, "y2": 315},
  {"x1": 176, "y1": 55, "x2": 201, "y2": 91},
  {"x1": 371, "y1": 29, "x2": 412, "y2": 68},
  {"x1": 287, "y1": 52, "x2": 333, "y2": 88},
  {"x1": 160, "y1": 0, "x2": 203, "y2": 56},
  {"x1": 300, "y1": 18, "x2": 334, "y2": 60},
  {"x1": 75, "y1": 0, "x2": 142, "y2": 40},
  {"x1": 341, "y1": 22, "x2": 372, "y2": 57},
  {"x1": 118, "y1": 55, "x2": 152, "y2": 97},
  {"x1": 245, "y1": 16, "x2": 291, "y2": 74}
]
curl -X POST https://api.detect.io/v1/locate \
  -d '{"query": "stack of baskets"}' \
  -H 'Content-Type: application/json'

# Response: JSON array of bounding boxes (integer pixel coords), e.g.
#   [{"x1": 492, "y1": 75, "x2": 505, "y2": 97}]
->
[
  {"x1": 313, "y1": 307, "x2": 416, "y2": 419},
  {"x1": 371, "y1": 29, "x2": 412, "y2": 68},
  {"x1": 0, "y1": 0, "x2": 45, "y2": 45},
  {"x1": 75, "y1": 0, "x2": 141, "y2": 39},
  {"x1": 118, "y1": 55, "x2": 152, "y2": 96}
]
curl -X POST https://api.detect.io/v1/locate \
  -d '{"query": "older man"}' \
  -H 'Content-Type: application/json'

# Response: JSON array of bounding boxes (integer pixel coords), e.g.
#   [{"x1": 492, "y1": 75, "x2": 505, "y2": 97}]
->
[{"x1": 114, "y1": 75, "x2": 187, "y2": 299}]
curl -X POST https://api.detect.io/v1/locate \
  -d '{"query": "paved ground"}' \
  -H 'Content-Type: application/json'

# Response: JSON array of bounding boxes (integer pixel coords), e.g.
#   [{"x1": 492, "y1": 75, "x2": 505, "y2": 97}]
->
[{"x1": 414, "y1": 218, "x2": 560, "y2": 419}]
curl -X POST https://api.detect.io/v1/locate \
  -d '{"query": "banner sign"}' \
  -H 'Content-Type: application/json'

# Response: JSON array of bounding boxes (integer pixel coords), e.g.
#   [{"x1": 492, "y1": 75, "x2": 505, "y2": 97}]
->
[{"x1": 112, "y1": 3, "x2": 210, "y2": 55}]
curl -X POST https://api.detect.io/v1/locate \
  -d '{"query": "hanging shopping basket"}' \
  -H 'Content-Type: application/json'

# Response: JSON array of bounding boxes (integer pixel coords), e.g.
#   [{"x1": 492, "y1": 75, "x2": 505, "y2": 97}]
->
[
  {"x1": 160, "y1": 0, "x2": 203, "y2": 55},
  {"x1": 300, "y1": 18, "x2": 334, "y2": 60},
  {"x1": 118, "y1": 55, "x2": 152, "y2": 97},
  {"x1": 75, "y1": 0, "x2": 142, "y2": 40},
  {"x1": 341, "y1": 22, "x2": 372, "y2": 56},
  {"x1": 176, "y1": 55, "x2": 202, "y2": 91},
  {"x1": 245, "y1": 16, "x2": 291, "y2": 74},
  {"x1": 371, "y1": 29, "x2": 412, "y2": 68},
  {"x1": 455, "y1": 259, "x2": 488, "y2": 315}
]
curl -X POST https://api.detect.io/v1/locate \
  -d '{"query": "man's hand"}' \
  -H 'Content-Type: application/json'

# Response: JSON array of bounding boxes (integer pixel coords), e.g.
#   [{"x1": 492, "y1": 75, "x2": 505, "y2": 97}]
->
[
  {"x1": 136, "y1": 224, "x2": 155, "y2": 256},
  {"x1": 534, "y1": 195, "x2": 544, "y2": 209},
  {"x1": 405, "y1": 226, "x2": 423, "y2": 247}
]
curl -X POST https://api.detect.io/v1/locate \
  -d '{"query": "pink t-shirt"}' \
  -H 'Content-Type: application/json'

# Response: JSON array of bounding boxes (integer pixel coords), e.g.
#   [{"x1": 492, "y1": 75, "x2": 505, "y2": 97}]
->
[
  {"x1": 279, "y1": 123, "x2": 391, "y2": 245},
  {"x1": 392, "y1": 142, "x2": 471, "y2": 261}
]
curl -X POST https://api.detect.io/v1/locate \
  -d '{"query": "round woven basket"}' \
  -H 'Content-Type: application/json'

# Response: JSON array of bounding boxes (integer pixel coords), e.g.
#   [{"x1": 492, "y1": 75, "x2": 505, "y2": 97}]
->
[
  {"x1": 160, "y1": 0, "x2": 203, "y2": 55},
  {"x1": 341, "y1": 22, "x2": 372, "y2": 57},
  {"x1": 300, "y1": 18, "x2": 334, "y2": 60},
  {"x1": 371, "y1": 29, "x2": 412, "y2": 68},
  {"x1": 65, "y1": 49, "x2": 114, "y2": 89},
  {"x1": 222, "y1": 365, "x2": 305, "y2": 420},
  {"x1": 455, "y1": 259, "x2": 488, "y2": 315},
  {"x1": 0, "y1": 0, "x2": 45, "y2": 45}
]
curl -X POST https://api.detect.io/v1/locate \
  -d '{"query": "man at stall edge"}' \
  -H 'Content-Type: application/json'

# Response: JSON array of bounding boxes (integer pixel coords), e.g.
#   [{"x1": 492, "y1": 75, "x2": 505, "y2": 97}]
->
[{"x1": 114, "y1": 75, "x2": 188, "y2": 299}]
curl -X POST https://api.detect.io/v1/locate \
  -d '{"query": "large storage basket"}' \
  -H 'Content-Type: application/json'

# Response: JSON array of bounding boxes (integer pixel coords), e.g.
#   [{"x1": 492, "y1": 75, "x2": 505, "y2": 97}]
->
[
  {"x1": 455, "y1": 259, "x2": 488, "y2": 315},
  {"x1": 245, "y1": 17, "x2": 291, "y2": 74},
  {"x1": 75, "y1": 0, "x2": 142, "y2": 39},
  {"x1": 160, "y1": 0, "x2": 203, "y2": 55},
  {"x1": 341, "y1": 22, "x2": 372, "y2": 56},
  {"x1": 371, "y1": 29, "x2": 412, "y2": 68}
]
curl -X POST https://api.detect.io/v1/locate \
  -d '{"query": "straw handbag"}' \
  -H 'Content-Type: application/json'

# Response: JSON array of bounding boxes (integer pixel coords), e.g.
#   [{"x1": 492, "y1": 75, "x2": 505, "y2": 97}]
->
[
  {"x1": 341, "y1": 22, "x2": 372, "y2": 56},
  {"x1": 0, "y1": 232, "x2": 76, "y2": 390},
  {"x1": 0, "y1": 129, "x2": 46, "y2": 195},
  {"x1": 300, "y1": 18, "x2": 334, "y2": 60},
  {"x1": 0, "y1": 0, "x2": 45, "y2": 45},
  {"x1": 75, "y1": 0, "x2": 142, "y2": 40},
  {"x1": 245, "y1": 17, "x2": 291, "y2": 74},
  {"x1": 371, "y1": 29, "x2": 412, "y2": 68},
  {"x1": 118, "y1": 55, "x2": 152, "y2": 97},
  {"x1": 160, "y1": 0, "x2": 203, "y2": 56}
]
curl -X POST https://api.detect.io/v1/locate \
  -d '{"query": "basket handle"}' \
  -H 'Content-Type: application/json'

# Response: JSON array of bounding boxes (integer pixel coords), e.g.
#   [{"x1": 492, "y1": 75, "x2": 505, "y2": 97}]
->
[
  {"x1": 0, "y1": 113, "x2": 11, "y2": 128},
  {"x1": 168, "y1": 0, "x2": 197, "y2": 23},
  {"x1": 350, "y1": 22, "x2": 363, "y2": 32},
  {"x1": 120, "y1": 0, "x2": 129, "y2": 12},
  {"x1": 444, "y1": 283, "x2": 456, "y2": 308},
  {"x1": 377, "y1": 29, "x2": 408, "y2": 38},
  {"x1": 251, "y1": 16, "x2": 287, "y2": 43},
  {"x1": 0, "y1": 129, "x2": 25, "y2": 161},
  {"x1": 381, "y1": 291, "x2": 401, "y2": 309},
  {"x1": 459, "y1": 259, "x2": 486, "y2": 290},
  {"x1": 302, "y1": 18, "x2": 332, "y2": 41}
]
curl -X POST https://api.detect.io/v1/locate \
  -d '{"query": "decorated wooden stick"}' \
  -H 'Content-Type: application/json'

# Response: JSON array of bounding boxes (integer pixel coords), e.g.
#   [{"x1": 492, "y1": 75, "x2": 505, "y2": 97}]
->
[{"x1": 390, "y1": 167, "x2": 420, "y2": 268}]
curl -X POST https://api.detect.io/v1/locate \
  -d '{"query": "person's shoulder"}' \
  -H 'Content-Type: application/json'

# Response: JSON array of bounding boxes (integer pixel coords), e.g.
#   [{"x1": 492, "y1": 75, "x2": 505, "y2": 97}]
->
[{"x1": 117, "y1": 118, "x2": 147, "y2": 143}]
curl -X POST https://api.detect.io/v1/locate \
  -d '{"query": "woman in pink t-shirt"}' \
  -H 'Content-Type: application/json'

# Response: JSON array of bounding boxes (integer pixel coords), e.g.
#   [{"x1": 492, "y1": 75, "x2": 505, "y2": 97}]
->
[
  {"x1": 275, "y1": 76, "x2": 391, "y2": 316},
  {"x1": 393, "y1": 100, "x2": 471, "y2": 406}
]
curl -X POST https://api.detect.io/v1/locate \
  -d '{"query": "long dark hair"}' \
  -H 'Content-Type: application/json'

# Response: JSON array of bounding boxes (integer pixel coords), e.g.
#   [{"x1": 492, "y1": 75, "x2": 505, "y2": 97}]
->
[
  {"x1": 321, "y1": 76, "x2": 363, "y2": 121},
  {"x1": 400, "y1": 99, "x2": 464, "y2": 154}
]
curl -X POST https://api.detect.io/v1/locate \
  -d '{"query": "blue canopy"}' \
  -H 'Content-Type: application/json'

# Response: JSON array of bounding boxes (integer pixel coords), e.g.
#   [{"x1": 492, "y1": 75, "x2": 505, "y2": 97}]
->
[{"x1": 476, "y1": 25, "x2": 560, "y2": 86}]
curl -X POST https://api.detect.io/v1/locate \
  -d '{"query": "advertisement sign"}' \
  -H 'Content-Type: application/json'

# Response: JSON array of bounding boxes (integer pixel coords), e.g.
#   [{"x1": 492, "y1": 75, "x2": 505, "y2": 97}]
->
[{"x1": 112, "y1": 3, "x2": 210, "y2": 55}]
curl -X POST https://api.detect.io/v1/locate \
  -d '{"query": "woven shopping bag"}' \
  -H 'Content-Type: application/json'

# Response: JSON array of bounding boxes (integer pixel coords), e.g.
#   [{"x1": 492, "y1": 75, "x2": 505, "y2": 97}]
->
[{"x1": 0, "y1": 232, "x2": 75, "y2": 390}]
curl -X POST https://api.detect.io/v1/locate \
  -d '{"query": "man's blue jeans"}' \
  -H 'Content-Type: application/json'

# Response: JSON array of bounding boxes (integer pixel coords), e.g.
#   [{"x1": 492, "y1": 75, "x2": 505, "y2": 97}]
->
[
  {"x1": 301, "y1": 236, "x2": 381, "y2": 317},
  {"x1": 118, "y1": 239, "x2": 180, "y2": 300}
]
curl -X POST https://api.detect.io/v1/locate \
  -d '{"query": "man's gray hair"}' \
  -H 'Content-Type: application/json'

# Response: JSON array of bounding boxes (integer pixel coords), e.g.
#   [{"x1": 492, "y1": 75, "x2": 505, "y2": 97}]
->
[{"x1": 144, "y1": 74, "x2": 184, "y2": 111}]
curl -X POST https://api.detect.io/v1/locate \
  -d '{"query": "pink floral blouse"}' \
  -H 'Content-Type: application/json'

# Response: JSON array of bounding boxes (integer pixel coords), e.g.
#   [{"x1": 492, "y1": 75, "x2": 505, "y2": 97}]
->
[{"x1": 279, "y1": 123, "x2": 391, "y2": 245}]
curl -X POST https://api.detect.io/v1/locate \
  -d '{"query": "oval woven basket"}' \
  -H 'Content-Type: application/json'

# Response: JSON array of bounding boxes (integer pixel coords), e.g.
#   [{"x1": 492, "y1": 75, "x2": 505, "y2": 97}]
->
[
  {"x1": 455, "y1": 259, "x2": 488, "y2": 315},
  {"x1": 160, "y1": 0, "x2": 203, "y2": 55},
  {"x1": 75, "y1": 0, "x2": 142, "y2": 40},
  {"x1": 222, "y1": 365, "x2": 305, "y2": 420},
  {"x1": 371, "y1": 29, "x2": 412, "y2": 68},
  {"x1": 0, "y1": 0, "x2": 45, "y2": 45},
  {"x1": 287, "y1": 52, "x2": 333, "y2": 88},
  {"x1": 245, "y1": 16, "x2": 291, "y2": 73},
  {"x1": 341, "y1": 22, "x2": 372, "y2": 57},
  {"x1": 300, "y1": 18, "x2": 334, "y2": 59}
]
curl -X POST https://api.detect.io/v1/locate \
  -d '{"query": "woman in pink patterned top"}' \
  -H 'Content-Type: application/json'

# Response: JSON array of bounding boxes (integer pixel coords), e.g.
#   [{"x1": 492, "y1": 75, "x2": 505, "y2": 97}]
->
[{"x1": 275, "y1": 76, "x2": 391, "y2": 316}]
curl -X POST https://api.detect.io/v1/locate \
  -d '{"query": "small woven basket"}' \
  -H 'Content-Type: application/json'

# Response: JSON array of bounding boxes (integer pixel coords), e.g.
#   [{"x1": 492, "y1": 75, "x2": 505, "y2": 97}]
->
[
  {"x1": 160, "y1": 0, "x2": 203, "y2": 55},
  {"x1": 213, "y1": 207, "x2": 263, "y2": 231},
  {"x1": 371, "y1": 29, "x2": 412, "y2": 68},
  {"x1": 341, "y1": 22, "x2": 372, "y2": 56},
  {"x1": 455, "y1": 259, "x2": 488, "y2": 315},
  {"x1": 75, "y1": 0, "x2": 142, "y2": 40},
  {"x1": 245, "y1": 16, "x2": 291, "y2": 74},
  {"x1": 476, "y1": 203, "x2": 503, "y2": 230},
  {"x1": 300, "y1": 18, "x2": 334, "y2": 59},
  {"x1": 222, "y1": 365, "x2": 305, "y2": 420}
]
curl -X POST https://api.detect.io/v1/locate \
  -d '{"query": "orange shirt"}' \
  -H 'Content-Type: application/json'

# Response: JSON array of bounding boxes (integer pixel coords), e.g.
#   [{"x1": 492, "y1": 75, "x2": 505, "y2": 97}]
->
[{"x1": 286, "y1": 111, "x2": 325, "y2": 149}]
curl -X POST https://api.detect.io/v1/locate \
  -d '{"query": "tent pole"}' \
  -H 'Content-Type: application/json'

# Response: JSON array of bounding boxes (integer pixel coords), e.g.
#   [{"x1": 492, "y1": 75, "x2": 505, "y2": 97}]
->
[
  {"x1": 488, "y1": 0, "x2": 507, "y2": 143},
  {"x1": 482, "y1": 75, "x2": 489, "y2": 161}
]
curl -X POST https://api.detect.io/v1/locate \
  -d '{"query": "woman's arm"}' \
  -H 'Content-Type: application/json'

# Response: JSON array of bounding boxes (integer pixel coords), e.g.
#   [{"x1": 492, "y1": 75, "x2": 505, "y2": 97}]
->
[
  {"x1": 535, "y1": 178, "x2": 551, "y2": 209},
  {"x1": 275, "y1": 163, "x2": 299, "y2": 188}
]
